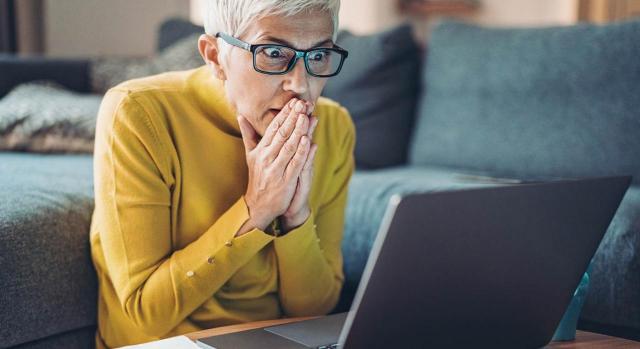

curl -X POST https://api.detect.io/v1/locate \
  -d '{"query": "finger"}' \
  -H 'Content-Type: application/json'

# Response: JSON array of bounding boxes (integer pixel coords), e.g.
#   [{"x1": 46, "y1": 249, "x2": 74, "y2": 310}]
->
[
  {"x1": 289, "y1": 143, "x2": 316, "y2": 211},
  {"x1": 305, "y1": 101, "x2": 315, "y2": 116},
  {"x1": 284, "y1": 135, "x2": 311, "y2": 179},
  {"x1": 267, "y1": 100, "x2": 307, "y2": 159},
  {"x1": 273, "y1": 113, "x2": 309, "y2": 170},
  {"x1": 237, "y1": 114, "x2": 259, "y2": 153},
  {"x1": 260, "y1": 98, "x2": 296, "y2": 148},
  {"x1": 302, "y1": 143, "x2": 318, "y2": 172},
  {"x1": 307, "y1": 116, "x2": 318, "y2": 138},
  {"x1": 285, "y1": 178, "x2": 303, "y2": 216}
]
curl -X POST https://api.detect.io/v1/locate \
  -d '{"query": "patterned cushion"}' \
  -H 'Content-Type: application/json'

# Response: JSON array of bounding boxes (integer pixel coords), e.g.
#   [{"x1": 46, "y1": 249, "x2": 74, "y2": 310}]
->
[
  {"x1": 91, "y1": 33, "x2": 203, "y2": 93},
  {"x1": 0, "y1": 82, "x2": 101, "y2": 153},
  {"x1": 0, "y1": 33, "x2": 205, "y2": 154}
]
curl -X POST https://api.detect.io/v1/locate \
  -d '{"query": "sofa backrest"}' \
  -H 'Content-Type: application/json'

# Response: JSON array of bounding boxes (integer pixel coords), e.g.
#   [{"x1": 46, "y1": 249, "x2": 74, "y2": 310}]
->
[
  {"x1": 157, "y1": 18, "x2": 203, "y2": 52},
  {"x1": 409, "y1": 19, "x2": 640, "y2": 183}
]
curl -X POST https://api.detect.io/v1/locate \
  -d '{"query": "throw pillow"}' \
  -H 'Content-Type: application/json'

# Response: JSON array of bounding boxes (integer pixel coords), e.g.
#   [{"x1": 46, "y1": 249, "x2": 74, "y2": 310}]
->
[
  {"x1": 322, "y1": 24, "x2": 422, "y2": 169},
  {"x1": 91, "y1": 33, "x2": 204, "y2": 93},
  {"x1": 0, "y1": 81, "x2": 101, "y2": 153}
]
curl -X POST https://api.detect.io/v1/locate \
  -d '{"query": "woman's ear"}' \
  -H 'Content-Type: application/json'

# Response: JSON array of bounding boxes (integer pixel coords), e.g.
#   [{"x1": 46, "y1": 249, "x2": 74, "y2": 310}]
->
[{"x1": 198, "y1": 34, "x2": 227, "y2": 81}]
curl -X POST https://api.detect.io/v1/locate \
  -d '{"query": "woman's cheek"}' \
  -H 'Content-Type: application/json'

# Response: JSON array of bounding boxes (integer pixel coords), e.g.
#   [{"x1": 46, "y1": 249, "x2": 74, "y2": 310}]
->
[{"x1": 310, "y1": 79, "x2": 327, "y2": 100}]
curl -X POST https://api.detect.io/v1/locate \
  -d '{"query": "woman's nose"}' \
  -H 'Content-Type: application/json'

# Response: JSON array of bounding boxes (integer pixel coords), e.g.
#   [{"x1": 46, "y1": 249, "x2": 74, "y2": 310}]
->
[{"x1": 283, "y1": 57, "x2": 309, "y2": 96}]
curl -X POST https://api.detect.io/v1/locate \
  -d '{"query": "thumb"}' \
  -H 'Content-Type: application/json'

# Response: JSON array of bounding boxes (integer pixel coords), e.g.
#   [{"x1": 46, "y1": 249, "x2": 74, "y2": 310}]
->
[{"x1": 237, "y1": 114, "x2": 259, "y2": 153}]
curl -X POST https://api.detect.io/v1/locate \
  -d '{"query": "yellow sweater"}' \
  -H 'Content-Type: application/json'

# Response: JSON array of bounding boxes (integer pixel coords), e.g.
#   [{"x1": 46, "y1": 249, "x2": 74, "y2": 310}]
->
[{"x1": 89, "y1": 65, "x2": 355, "y2": 348}]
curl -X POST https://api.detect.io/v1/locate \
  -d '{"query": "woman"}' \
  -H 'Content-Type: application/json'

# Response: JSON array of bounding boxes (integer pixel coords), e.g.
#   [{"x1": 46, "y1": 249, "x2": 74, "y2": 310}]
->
[{"x1": 89, "y1": 0, "x2": 354, "y2": 348}]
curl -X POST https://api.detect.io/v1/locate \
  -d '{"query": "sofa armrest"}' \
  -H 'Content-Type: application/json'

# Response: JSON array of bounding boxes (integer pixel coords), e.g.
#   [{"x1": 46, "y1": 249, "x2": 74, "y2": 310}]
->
[{"x1": 0, "y1": 54, "x2": 91, "y2": 98}]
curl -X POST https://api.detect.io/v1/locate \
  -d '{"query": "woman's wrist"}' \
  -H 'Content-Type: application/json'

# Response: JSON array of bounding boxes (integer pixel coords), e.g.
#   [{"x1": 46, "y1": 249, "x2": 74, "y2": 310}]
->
[
  {"x1": 281, "y1": 207, "x2": 310, "y2": 232},
  {"x1": 237, "y1": 196, "x2": 274, "y2": 237},
  {"x1": 236, "y1": 214, "x2": 271, "y2": 237},
  {"x1": 243, "y1": 196, "x2": 272, "y2": 227}
]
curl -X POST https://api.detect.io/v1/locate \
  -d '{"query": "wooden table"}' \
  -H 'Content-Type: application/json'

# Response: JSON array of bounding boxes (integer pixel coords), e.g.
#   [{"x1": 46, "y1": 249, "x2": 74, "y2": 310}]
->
[
  {"x1": 545, "y1": 331, "x2": 640, "y2": 348},
  {"x1": 185, "y1": 317, "x2": 640, "y2": 348}
]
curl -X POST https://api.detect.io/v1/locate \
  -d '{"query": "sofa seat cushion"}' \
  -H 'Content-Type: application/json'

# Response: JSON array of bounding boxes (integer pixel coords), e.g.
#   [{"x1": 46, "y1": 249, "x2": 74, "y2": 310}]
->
[
  {"x1": 409, "y1": 19, "x2": 640, "y2": 183},
  {"x1": 0, "y1": 153, "x2": 96, "y2": 348},
  {"x1": 10, "y1": 325, "x2": 96, "y2": 349}
]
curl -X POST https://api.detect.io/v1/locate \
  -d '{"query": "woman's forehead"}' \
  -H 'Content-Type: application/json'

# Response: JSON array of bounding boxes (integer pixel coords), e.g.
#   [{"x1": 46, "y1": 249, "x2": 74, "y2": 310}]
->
[{"x1": 244, "y1": 9, "x2": 334, "y2": 49}]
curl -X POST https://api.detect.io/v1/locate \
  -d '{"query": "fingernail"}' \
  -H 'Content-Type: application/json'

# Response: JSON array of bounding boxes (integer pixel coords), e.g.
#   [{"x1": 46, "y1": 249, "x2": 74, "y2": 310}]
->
[
  {"x1": 294, "y1": 100, "x2": 304, "y2": 113},
  {"x1": 301, "y1": 136, "x2": 308, "y2": 144}
]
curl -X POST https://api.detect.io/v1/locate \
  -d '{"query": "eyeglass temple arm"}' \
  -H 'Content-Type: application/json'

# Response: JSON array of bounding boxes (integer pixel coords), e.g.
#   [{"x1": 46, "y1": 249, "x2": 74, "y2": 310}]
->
[
  {"x1": 215, "y1": 32, "x2": 251, "y2": 51},
  {"x1": 333, "y1": 44, "x2": 349, "y2": 58}
]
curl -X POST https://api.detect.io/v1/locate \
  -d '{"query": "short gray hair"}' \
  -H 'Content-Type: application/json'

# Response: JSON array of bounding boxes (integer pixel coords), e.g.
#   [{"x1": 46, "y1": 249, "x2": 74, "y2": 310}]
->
[{"x1": 204, "y1": 0, "x2": 340, "y2": 41}]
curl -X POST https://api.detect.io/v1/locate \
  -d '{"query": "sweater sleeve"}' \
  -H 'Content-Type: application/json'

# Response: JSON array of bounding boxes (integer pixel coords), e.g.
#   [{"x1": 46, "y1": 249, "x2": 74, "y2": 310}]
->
[
  {"x1": 94, "y1": 89, "x2": 275, "y2": 337},
  {"x1": 272, "y1": 106, "x2": 356, "y2": 317}
]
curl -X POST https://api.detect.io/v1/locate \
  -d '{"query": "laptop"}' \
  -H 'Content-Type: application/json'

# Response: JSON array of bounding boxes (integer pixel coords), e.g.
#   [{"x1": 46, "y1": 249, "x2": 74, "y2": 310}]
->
[{"x1": 196, "y1": 175, "x2": 631, "y2": 349}]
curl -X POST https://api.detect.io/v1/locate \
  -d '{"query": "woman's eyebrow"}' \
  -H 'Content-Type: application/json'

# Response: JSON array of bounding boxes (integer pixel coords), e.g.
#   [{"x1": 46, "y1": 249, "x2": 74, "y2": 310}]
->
[{"x1": 261, "y1": 35, "x2": 334, "y2": 48}]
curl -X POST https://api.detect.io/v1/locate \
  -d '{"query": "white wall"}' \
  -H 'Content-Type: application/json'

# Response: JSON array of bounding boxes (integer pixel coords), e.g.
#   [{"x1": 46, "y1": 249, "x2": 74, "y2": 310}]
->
[
  {"x1": 469, "y1": 0, "x2": 578, "y2": 27},
  {"x1": 43, "y1": 0, "x2": 580, "y2": 57},
  {"x1": 188, "y1": 0, "x2": 402, "y2": 34},
  {"x1": 191, "y1": 0, "x2": 206, "y2": 26},
  {"x1": 44, "y1": 0, "x2": 190, "y2": 58},
  {"x1": 339, "y1": 0, "x2": 579, "y2": 36},
  {"x1": 338, "y1": 0, "x2": 402, "y2": 34}
]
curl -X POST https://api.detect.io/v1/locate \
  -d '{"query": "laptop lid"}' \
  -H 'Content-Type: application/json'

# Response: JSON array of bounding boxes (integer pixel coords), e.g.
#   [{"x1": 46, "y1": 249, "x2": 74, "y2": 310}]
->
[{"x1": 339, "y1": 176, "x2": 631, "y2": 348}]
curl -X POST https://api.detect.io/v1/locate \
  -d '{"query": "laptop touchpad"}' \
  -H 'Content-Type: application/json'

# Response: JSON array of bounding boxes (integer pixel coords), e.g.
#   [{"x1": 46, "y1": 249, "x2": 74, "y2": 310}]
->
[{"x1": 264, "y1": 312, "x2": 348, "y2": 348}]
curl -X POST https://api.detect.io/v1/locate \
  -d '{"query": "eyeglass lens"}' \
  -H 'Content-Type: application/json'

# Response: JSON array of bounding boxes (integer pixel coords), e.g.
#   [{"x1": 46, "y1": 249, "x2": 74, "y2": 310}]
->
[{"x1": 254, "y1": 46, "x2": 342, "y2": 76}]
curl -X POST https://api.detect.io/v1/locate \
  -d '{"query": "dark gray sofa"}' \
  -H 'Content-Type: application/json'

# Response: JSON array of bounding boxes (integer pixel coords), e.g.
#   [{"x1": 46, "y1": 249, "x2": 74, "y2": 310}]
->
[
  {"x1": 1, "y1": 18, "x2": 639, "y2": 348},
  {"x1": 0, "y1": 154, "x2": 95, "y2": 348}
]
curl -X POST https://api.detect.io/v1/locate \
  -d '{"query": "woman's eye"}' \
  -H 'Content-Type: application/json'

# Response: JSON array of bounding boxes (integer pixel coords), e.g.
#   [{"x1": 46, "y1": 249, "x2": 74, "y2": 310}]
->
[
  {"x1": 263, "y1": 48, "x2": 284, "y2": 58},
  {"x1": 310, "y1": 51, "x2": 329, "y2": 61}
]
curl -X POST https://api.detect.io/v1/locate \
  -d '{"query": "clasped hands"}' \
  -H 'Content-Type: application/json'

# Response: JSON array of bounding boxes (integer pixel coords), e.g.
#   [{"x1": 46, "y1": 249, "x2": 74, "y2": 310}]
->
[{"x1": 236, "y1": 98, "x2": 318, "y2": 237}]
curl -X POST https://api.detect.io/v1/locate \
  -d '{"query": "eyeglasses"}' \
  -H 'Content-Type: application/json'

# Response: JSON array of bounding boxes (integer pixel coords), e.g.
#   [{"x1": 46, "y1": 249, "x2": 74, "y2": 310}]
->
[{"x1": 215, "y1": 32, "x2": 349, "y2": 78}]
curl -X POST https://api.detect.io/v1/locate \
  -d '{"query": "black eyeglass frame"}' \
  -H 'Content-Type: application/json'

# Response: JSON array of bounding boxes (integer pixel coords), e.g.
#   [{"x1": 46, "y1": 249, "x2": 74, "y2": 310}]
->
[{"x1": 215, "y1": 32, "x2": 349, "y2": 78}]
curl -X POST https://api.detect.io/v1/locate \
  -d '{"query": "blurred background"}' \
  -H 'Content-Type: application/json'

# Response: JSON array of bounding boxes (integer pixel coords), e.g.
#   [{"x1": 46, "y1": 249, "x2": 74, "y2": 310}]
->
[
  {"x1": 1, "y1": 2, "x2": 640, "y2": 348},
  {"x1": 2, "y1": 0, "x2": 639, "y2": 58}
]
